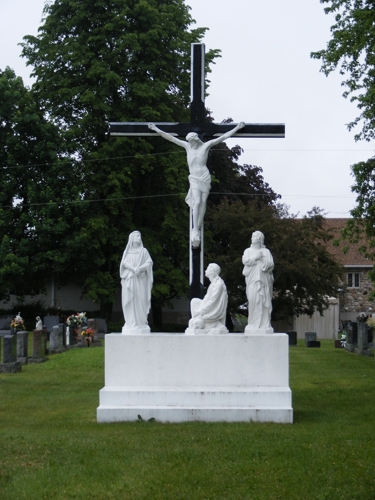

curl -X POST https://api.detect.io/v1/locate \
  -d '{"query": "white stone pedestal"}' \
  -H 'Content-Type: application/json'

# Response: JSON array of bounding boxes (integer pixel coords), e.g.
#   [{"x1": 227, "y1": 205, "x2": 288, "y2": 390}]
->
[{"x1": 97, "y1": 333, "x2": 293, "y2": 424}]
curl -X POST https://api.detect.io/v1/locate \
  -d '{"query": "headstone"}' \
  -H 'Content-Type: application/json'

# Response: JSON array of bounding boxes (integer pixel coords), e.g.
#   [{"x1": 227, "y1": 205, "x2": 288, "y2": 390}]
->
[
  {"x1": 30, "y1": 330, "x2": 47, "y2": 363},
  {"x1": 16, "y1": 331, "x2": 28, "y2": 364},
  {"x1": 354, "y1": 322, "x2": 370, "y2": 356},
  {"x1": 69, "y1": 325, "x2": 75, "y2": 345},
  {"x1": 87, "y1": 318, "x2": 99, "y2": 342},
  {"x1": 344, "y1": 321, "x2": 356, "y2": 352},
  {"x1": 335, "y1": 339, "x2": 344, "y2": 348},
  {"x1": 286, "y1": 330, "x2": 297, "y2": 346},
  {"x1": 95, "y1": 318, "x2": 107, "y2": 335},
  {"x1": 0, "y1": 335, "x2": 21, "y2": 373},
  {"x1": 0, "y1": 315, "x2": 12, "y2": 330},
  {"x1": 49, "y1": 325, "x2": 66, "y2": 354},
  {"x1": 2, "y1": 334, "x2": 16, "y2": 362},
  {"x1": 305, "y1": 332, "x2": 317, "y2": 346},
  {"x1": 307, "y1": 340, "x2": 321, "y2": 348},
  {"x1": 43, "y1": 315, "x2": 59, "y2": 331},
  {"x1": 61, "y1": 324, "x2": 67, "y2": 347}
]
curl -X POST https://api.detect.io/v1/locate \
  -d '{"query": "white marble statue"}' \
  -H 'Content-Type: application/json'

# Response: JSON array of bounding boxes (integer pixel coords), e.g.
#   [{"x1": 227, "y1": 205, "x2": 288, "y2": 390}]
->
[
  {"x1": 35, "y1": 316, "x2": 43, "y2": 330},
  {"x1": 242, "y1": 231, "x2": 274, "y2": 334},
  {"x1": 120, "y1": 231, "x2": 153, "y2": 334},
  {"x1": 148, "y1": 122, "x2": 245, "y2": 246},
  {"x1": 186, "y1": 263, "x2": 228, "y2": 335}
]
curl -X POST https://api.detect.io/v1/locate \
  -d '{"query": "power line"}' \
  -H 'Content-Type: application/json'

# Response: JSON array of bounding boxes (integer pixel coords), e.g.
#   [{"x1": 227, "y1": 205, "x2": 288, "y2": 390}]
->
[
  {"x1": 1, "y1": 147, "x2": 373, "y2": 170},
  {"x1": 0, "y1": 191, "x2": 357, "y2": 209}
]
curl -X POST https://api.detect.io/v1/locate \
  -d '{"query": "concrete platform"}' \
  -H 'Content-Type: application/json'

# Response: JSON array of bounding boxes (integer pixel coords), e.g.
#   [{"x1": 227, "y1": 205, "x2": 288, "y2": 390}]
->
[{"x1": 97, "y1": 333, "x2": 293, "y2": 424}]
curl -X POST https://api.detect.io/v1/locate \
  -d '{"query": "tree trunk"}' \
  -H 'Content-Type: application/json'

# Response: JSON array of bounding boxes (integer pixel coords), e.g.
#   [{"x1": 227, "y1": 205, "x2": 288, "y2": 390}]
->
[
  {"x1": 100, "y1": 301, "x2": 113, "y2": 321},
  {"x1": 151, "y1": 301, "x2": 163, "y2": 330}
]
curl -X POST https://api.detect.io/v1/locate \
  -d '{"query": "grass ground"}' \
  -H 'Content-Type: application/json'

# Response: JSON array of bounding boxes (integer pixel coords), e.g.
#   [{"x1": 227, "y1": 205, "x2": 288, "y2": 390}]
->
[{"x1": 1, "y1": 339, "x2": 375, "y2": 499}]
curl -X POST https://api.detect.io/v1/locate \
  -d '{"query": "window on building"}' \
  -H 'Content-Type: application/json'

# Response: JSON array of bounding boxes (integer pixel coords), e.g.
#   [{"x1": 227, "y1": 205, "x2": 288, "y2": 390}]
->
[{"x1": 347, "y1": 272, "x2": 360, "y2": 288}]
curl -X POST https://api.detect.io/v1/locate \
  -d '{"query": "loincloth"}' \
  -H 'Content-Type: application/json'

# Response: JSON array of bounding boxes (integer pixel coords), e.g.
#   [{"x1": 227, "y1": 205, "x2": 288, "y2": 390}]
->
[{"x1": 185, "y1": 170, "x2": 211, "y2": 207}]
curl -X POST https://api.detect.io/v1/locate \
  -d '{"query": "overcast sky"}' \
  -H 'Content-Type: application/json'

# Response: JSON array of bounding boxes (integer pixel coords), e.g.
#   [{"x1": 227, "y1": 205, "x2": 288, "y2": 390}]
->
[{"x1": 1, "y1": 0, "x2": 372, "y2": 217}]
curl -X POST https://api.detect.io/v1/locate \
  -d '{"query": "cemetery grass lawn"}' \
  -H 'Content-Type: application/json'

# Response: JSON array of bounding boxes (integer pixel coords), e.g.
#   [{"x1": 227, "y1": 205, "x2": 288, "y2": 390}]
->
[{"x1": 1, "y1": 339, "x2": 375, "y2": 499}]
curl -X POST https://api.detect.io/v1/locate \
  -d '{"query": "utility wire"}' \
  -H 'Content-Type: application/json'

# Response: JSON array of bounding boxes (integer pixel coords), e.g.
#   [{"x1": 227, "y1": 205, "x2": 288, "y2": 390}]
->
[
  {"x1": 1, "y1": 147, "x2": 373, "y2": 170},
  {"x1": 0, "y1": 191, "x2": 357, "y2": 209}
]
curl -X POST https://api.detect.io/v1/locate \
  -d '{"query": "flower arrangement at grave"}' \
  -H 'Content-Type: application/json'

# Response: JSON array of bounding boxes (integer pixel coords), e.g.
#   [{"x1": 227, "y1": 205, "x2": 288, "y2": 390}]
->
[
  {"x1": 66, "y1": 312, "x2": 87, "y2": 329},
  {"x1": 82, "y1": 328, "x2": 93, "y2": 347},
  {"x1": 66, "y1": 312, "x2": 87, "y2": 343},
  {"x1": 366, "y1": 317, "x2": 375, "y2": 329},
  {"x1": 11, "y1": 312, "x2": 25, "y2": 331}
]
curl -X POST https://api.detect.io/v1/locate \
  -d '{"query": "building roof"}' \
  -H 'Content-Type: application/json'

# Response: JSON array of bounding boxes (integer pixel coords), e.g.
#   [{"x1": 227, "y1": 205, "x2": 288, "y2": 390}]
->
[{"x1": 323, "y1": 218, "x2": 373, "y2": 267}]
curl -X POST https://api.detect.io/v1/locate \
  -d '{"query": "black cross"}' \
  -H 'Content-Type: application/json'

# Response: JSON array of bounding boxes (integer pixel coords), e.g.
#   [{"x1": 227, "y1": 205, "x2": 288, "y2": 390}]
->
[{"x1": 109, "y1": 44, "x2": 285, "y2": 302}]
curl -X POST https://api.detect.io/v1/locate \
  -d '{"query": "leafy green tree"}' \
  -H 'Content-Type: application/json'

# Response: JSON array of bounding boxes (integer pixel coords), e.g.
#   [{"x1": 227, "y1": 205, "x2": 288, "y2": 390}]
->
[
  {"x1": 0, "y1": 67, "x2": 81, "y2": 300},
  {"x1": 206, "y1": 201, "x2": 343, "y2": 320},
  {"x1": 311, "y1": 1, "x2": 375, "y2": 265},
  {"x1": 311, "y1": 0, "x2": 375, "y2": 141},
  {"x1": 21, "y1": 0, "x2": 220, "y2": 319}
]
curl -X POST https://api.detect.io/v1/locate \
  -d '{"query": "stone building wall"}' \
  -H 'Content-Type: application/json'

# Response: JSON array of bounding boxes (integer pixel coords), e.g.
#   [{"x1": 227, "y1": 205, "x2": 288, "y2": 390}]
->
[{"x1": 341, "y1": 268, "x2": 375, "y2": 319}]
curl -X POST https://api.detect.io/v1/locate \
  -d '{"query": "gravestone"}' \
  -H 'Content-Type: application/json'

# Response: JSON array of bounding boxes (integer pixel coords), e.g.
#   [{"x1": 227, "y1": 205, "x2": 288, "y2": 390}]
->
[
  {"x1": 0, "y1": 315, "x2": 12, "y2": 334},
  {"x1": 30, "y1": 330, "x2": 47, "y2": 363},
  {"x1": 49, "y1": 325, "x2": 66, "y2": 355},
  {"x1": 335, "y1": 339, "x2": 344, "y2": 348},
  {"x1": 0, "y1": 335, "x2": 21, "y2": 373},
  {"x1": 344, "y1": 321, "x2": 357, "y2": 352},
  {"x1": 2, "y1": 334, "x2": 16, "y2": 362},
  {"x1": 67, "y1": 325, "x2": 75, "y2": 346},
  {"x1": 16, "y1": 331, "x2": 28, "y2": 364},
  {"x1": 87, "y1": 318, "x2": 101, "y2": 346},
  {"x1": 286, "y1": 330, "x2": 297, "y2": 346},
  {"x1": 44, "y1": 315, "x2": 59, "y2": 333},
  {"x1": 354, "y1": 322, "x2": 370, "y2": 356},
  {"x1": 95, "y1": 318, "x2": 107, "y2": 335},
  {"x1": 307, "y1": 340, "x2": 321, "y2": 348},
  {"x1": 305, "y1": 332, "x2": 317, "y2": 347}
]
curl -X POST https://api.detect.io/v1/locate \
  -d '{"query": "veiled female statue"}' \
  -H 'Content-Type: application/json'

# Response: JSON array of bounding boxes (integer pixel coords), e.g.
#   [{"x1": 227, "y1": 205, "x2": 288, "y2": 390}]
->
[
  {"x1": 120, "y1": 231, "x2": 153, "y2": 333},
  {"x1": 242, "y1": 231, "x2": 274, "y2": 333}
]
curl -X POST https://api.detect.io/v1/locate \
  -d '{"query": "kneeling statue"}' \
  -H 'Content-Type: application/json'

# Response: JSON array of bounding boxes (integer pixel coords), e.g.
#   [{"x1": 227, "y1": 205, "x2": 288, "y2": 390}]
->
[{"x1": 186, "y1": 263, "x2": 228, "y2": 335}]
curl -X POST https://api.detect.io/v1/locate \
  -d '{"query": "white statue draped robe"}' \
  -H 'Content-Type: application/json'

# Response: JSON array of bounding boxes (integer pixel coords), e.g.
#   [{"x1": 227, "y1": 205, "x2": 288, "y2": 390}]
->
[
  {"x1": 242, "y1": 246, "x2": 274, "y2": 332},
  {"x1": 186, "y1": 264, "x2": 228, "y2": 335},
  {"x1": 120, "y1": 232, "x2": 153, "y2": 333}
]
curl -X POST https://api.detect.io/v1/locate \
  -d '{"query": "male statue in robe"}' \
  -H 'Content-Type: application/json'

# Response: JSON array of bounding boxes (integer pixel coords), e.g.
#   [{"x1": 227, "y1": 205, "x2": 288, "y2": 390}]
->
[
  {"x1": 242, "y1": 231, "x2": 274, "y2": 334},
  {"x1": 186, "y1": 263, "x2": 228, "y2": 334},
  {"x1": 148, "y1": 121, "x2": 245, "y2": 245}
]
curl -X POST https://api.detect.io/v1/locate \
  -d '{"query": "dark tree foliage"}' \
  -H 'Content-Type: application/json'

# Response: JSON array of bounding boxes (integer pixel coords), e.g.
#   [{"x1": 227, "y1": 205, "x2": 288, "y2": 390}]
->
[
  {"x1": 0, "y1": 67, "x2": 83, "y2": 300},
  {"x1": 312, "y1": 1, "x2": 375, "y2": 269},
  {"x1": 20, "y1": 0, "x2": 220, "y2": 318},
  {"x1": 311, "y1": 0, "x2": 375, "y2": 141}
]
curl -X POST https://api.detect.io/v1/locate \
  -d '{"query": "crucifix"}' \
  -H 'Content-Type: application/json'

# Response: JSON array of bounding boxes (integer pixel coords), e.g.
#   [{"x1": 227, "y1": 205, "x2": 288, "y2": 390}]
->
[{"x1": 109, "y1": 43, "x2": 285, "y2": 301}]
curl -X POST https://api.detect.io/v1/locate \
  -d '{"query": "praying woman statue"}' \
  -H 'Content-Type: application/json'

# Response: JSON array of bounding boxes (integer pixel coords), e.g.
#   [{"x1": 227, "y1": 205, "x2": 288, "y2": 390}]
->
[
  {"x1": 148, "y1": 122, "x2": 245, "y2": 246},
  {"x1": 120, "y1": 231, "x2": 153, "y2": 334},
  {"x1": 242, "y1": 231, "x2": 274, "y2": 334}
]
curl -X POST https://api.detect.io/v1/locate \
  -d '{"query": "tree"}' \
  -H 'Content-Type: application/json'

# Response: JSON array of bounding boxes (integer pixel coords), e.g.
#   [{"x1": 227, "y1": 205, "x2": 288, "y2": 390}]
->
[
  {"x1": 20, "y1": 0, "x2": 220, "y2": 319},
  {"x1": 206, "y1": 117, "x2": 280, "y2": 208},
  {"x1": 206, "y1": 201, "x2": 343, "y2": 321},
  {"x1": 311, "y1": 0, "x2": 375, "y2": 141},
  {"x1": 0, "y1": 67, "x2": 80, "y2": 301},
  {"x1": 311, "y1": 1, "x2": 375, "y2": 263}
]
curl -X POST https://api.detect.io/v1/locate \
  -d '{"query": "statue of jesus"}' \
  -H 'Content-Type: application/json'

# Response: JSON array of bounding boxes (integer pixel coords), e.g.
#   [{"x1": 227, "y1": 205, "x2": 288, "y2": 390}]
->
[{"x1": 148, "y1": 121, "x2": 245, "y2": 245}]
